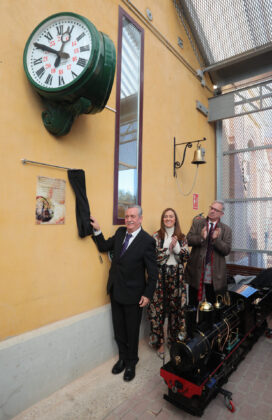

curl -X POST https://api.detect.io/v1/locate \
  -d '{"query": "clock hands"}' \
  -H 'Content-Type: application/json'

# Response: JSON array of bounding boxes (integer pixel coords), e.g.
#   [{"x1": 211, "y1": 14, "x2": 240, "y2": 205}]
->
[
  {"x1": 34, "y1": 42, "x2": 70, "y2": 60},
  {"x1": 54, "y1": 31, "x2": 71, "y2": 68}
]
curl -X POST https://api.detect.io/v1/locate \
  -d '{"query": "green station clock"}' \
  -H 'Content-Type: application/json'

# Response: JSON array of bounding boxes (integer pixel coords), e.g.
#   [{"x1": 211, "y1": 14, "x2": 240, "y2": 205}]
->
[{"x1": 23, "y1": 12, "x2": 116, "y2": 136}]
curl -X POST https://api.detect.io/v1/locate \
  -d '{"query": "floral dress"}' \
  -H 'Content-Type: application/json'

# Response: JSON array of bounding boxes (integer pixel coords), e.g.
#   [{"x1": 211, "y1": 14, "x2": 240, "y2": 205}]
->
[{"x1": 148, "y1": 232, "x2": 189, "y2": 348}]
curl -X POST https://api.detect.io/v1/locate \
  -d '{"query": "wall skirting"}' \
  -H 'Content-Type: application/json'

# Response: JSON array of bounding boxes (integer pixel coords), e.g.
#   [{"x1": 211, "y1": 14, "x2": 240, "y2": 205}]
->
[{"x1": 0, "y1": 305, "x2": 149, "y2": 420}]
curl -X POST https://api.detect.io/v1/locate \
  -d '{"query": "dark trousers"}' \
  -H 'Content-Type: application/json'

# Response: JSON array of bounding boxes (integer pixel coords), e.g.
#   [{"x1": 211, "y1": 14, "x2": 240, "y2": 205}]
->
[
  {"x1": 110, "y1": 294, "x2": 143, "y2": 367},
  {"x1": 189, "y1": 284, "x2": 216, "y2": 306}
]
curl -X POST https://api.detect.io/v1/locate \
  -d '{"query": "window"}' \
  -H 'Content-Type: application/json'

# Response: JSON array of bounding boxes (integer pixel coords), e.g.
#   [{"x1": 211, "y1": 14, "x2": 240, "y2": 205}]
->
[
  {"x1": 218, "y1": 107, "x2": 272, "y2": 268},
  {"x1": 113, "y1": 7, "x2": 144, "y2": 224}
]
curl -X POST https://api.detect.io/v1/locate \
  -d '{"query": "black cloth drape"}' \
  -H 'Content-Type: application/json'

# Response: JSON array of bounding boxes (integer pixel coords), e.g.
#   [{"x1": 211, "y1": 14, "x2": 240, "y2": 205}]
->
[{"x1": 68, "y1": 169, "x2": 93, "y2": 238}]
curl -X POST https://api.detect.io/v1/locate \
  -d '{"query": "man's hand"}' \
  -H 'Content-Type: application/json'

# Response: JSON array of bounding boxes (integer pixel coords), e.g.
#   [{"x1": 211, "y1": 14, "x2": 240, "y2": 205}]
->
[
  {"x1": 139, "y1": 296, "x2": 150, "y2": 307},
  {"x1": 212, "y1": 228, "x2": 221, "y2": 239},
  {"x1": 90, "y1": 216, "x2": 100, "y2": 231},
  {"x1": 201, "y1": 226, "x2": 208, "y2": 240}
]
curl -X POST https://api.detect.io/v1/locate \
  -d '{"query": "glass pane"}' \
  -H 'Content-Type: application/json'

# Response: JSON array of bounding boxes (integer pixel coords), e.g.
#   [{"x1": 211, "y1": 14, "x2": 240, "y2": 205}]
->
[
  {"x1": 227, "y1": 251, "x2": 271, "y2": 269},
  {"x1": 224, "y1": 200, "x2": 272, "y2": 253},
  {"x1": 220, "y1": 109, "x2": 272, "y2": 269},
  {"x1": 221, "y1": 110, "x2": 272, "y2": 153},
  {"x1": 117, "y1": 17, "x2": 141, "y2": 220},
  {"x1": 222, "y1": 150, "x2": 272, "y2": 200}
]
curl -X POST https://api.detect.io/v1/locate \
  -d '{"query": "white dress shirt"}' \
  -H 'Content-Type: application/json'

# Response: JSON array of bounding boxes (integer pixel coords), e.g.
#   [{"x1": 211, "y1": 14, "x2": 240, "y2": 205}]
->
[
  {"x1": 163, "y1": 227, "x2": 181, "y2": 266},
  {"x1": 94, "y1": 226, "x2": 141, "y2": 251}
]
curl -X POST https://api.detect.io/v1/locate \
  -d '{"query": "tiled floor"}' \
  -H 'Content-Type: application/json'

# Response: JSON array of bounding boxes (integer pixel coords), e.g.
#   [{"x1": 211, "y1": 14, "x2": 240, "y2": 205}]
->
[{"x1": 13, "y1": 335, "x2": 272, "y2": 420}]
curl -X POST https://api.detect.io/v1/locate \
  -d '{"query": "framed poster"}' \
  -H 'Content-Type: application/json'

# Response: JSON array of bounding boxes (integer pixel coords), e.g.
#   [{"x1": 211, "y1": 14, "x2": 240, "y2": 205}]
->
[{"x1": 35, "y1": 176, "x2": 66, "y2": 225}]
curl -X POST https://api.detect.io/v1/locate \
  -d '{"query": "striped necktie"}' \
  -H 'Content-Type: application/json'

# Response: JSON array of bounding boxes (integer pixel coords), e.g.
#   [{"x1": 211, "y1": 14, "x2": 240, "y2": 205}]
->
[{"x1": 120, "y1": 233, "x2": 132, "y2": 256}]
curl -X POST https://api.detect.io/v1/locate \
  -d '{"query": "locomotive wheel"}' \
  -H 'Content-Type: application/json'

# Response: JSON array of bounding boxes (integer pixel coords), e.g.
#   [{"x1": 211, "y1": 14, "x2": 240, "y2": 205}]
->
[{"x1": 225, "y1": 396, "x2": 235, "y2": 412}]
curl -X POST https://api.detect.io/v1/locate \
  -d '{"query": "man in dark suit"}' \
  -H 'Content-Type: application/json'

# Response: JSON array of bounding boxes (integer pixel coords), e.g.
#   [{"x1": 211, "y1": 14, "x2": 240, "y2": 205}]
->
[{"x1": 91, "y1": 205, "x2": 158, "y2": 381}]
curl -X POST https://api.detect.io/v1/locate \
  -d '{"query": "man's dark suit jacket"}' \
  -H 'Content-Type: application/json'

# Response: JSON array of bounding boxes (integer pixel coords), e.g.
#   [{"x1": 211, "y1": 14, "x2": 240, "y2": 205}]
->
[{"x1": 95, "y1": 227, "x2": 158, "y2": 305}]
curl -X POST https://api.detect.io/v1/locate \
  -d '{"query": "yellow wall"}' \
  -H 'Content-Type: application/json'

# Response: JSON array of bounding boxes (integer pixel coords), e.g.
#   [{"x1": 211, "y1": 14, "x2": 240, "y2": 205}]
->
[{"x1": 0, "y1": 0, "x2": 215, "y2": 340}]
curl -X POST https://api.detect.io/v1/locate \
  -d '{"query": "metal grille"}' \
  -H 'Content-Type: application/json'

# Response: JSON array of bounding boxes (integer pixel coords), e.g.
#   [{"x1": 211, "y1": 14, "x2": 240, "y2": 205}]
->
[
  {"x1": 179, "y1": 0, "x2": 272, "y2": 66},
  {"x1": 173, "y1": 0, "x2": 205, "y2": 67},
  {"x1": 234, "y1": 81, "x2": 272, "y2": 116},
  {"x1": 220, "y1": 110, "x2": 272, "y2": 268}
]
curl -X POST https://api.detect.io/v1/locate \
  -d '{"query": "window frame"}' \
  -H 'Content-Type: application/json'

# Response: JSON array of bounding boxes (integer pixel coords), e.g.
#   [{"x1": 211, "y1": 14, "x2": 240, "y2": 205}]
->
[
  {"x1": 217, "y1": 111, "x2": 272, "y2": 269},
  {"x1": 113, "y1": 6, "x2": 144, "y2": 225}
]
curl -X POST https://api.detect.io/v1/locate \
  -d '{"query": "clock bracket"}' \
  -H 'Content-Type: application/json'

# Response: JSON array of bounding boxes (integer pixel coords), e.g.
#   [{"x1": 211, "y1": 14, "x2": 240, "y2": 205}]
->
[{"x1": 41, "y1": 97, "x2": 92, "y2": 136}]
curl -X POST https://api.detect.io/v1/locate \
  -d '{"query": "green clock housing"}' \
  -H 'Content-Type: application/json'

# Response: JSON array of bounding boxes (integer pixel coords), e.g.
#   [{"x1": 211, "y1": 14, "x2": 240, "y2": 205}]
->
[{"x1": 23, "y1": 12, "x2": 116, "y2": 136}]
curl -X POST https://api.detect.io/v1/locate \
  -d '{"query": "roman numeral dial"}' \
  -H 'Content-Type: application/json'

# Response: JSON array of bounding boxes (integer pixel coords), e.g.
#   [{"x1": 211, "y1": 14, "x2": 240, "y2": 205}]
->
[
  {"x1": 25, "y1": 14, "x2": 93, "y2": 90},
  {"x1": 23, "y1": 11, "x2": 116, "y2": 136}
]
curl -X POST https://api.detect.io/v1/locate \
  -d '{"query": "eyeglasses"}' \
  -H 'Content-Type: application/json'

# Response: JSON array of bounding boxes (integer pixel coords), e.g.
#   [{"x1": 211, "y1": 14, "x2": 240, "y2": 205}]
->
[{"x1": 209, "y1": 206, "x2": 223, "y2": 213}]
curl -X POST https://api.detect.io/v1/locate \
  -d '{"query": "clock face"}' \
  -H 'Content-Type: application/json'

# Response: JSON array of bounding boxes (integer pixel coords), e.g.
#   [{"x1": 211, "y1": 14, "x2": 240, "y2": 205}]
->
[{"x1": 24, "y1": 14, "x2": 93, "y2": 90}]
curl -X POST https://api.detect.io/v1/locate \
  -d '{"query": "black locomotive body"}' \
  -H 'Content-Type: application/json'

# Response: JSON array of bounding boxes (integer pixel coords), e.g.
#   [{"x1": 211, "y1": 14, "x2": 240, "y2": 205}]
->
[{"x1": 160, "y1": 283, "x2": 272, "y2": 416}]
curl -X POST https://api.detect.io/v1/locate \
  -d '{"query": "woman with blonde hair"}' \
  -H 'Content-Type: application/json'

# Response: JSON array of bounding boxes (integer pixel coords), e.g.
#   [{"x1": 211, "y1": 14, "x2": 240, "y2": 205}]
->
[{"x1": 148, "y1": 208, "x2": 189, "y2": 357}]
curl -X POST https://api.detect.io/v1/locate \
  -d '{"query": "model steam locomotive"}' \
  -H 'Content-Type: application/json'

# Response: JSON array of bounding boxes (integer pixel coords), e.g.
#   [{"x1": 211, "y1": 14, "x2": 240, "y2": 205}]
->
[{"x1": 160, "y1": 279, "x2": 272, "y2": 416}]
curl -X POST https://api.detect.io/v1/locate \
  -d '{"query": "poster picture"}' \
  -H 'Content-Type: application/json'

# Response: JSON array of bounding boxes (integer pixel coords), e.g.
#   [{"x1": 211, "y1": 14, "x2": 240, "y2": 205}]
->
[{"x1": 36, "y1": 176, "x2": 66, "y2": 225}]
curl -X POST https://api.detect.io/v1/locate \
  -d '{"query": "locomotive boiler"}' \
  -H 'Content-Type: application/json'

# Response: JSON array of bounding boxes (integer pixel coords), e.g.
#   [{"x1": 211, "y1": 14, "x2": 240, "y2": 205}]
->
[{"x1": 160, "y1": 282, "x2": 272, "y2": 416}]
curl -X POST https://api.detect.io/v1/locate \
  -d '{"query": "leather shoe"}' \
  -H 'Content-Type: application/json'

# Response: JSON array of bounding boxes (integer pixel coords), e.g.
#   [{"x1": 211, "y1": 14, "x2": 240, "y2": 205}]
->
[
  {"x1": 123, "y1": 366, "x2": 135, "y2": 382},
  {"x1": 112, "y1": 359, "x2": 125, "y2": 374}
]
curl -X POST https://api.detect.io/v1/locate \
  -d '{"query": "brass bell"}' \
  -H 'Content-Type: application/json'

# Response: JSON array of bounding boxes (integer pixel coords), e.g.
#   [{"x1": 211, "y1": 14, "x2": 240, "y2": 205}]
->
[
  {"x1": 192, "y1": 145, "x2": 206, "y2": 165},
  {"x1": 199, "y1": 299, "x2": 213, "y2": 312}
]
